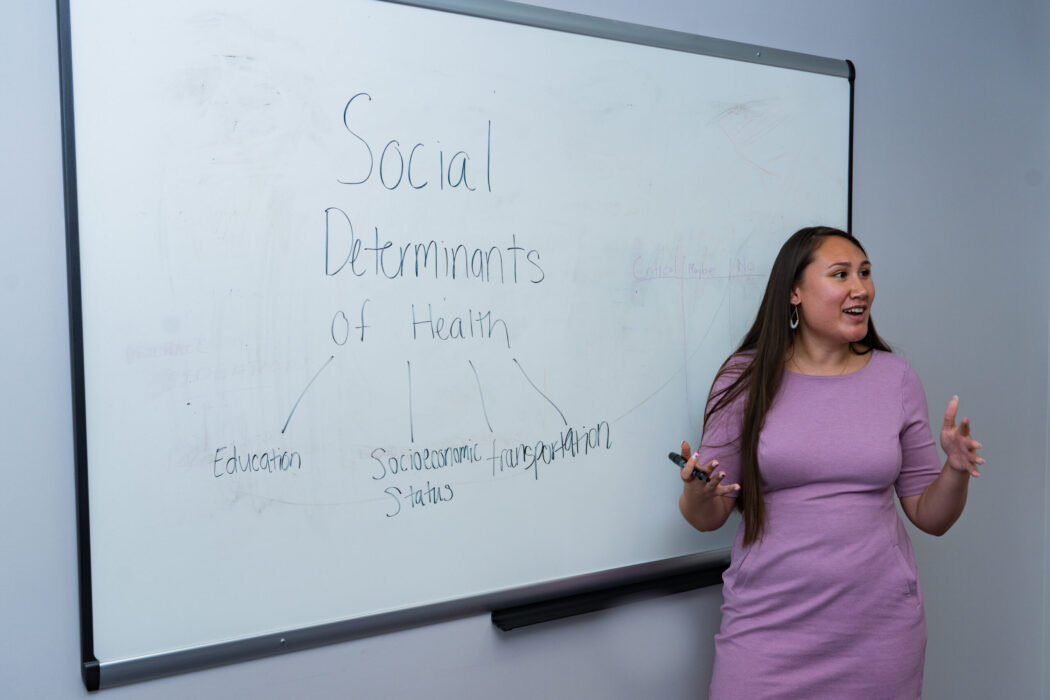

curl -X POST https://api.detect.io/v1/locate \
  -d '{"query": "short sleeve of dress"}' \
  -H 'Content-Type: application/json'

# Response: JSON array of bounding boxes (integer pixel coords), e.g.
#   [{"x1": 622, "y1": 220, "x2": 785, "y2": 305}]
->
[
  {"x1": 894, "y1": 361, "x2": 942, "y2": 498},
  {"x1": 697, "y1": 356, "x2": 748, "y2": 498}
]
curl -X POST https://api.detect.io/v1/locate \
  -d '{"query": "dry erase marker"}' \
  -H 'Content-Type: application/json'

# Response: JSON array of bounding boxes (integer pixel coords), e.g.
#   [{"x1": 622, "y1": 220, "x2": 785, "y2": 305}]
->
[{"x1": 668, "y1": 452, "x2": 710, "y2": 482}]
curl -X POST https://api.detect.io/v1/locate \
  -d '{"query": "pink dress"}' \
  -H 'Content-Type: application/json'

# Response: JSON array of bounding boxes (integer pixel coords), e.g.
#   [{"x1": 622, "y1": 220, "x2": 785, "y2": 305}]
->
[{"x1": 701, "y1": 351, "x2": 941, "y2": 699}]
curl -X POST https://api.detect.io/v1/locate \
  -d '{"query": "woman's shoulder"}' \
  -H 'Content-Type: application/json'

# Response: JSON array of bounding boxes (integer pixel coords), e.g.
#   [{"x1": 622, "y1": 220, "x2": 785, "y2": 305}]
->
[
  {"x1": 707, "y1": 351, "x2": 753, "y2": 398},
  {"x1": 867, "y1": 349, "x2": 921, "y2": 384},
  {"x1": 716, "y1": 351, "x2": 754, "y2": 383},
  {"x1": 723, "y1": 350, "x2": 756, "y2": 372}
]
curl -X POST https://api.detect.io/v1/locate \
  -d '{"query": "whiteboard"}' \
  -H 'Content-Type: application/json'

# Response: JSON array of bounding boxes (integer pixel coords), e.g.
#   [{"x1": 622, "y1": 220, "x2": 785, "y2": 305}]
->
[{"x1": 59, "y1": 0, "x2": 851, "y2": 687}]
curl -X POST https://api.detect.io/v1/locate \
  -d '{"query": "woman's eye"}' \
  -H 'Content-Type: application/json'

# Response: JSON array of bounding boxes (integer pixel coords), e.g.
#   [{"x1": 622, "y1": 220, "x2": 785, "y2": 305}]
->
[
  {"x1": 833, "y1": 271, "x2": 846, "y2": 278},
  {"x1": 860, "y1": 268, "x2": 871, "y2": 277}
]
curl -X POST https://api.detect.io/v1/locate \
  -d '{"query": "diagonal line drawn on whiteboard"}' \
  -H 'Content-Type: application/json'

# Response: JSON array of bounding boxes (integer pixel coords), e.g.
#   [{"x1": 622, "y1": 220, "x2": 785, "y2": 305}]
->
[
  {"x1": 513, "y1": 358, "x2": 567, "y2": 426},
  {"x1": 468, "y1": 360, "x2": 494, "y2": 433},
  {"x1": 407, "y1": 360, "x2": 414, "y2": 443},
  {"x1": 281, "y1": 354, "x2": 335, "y2": 434}
]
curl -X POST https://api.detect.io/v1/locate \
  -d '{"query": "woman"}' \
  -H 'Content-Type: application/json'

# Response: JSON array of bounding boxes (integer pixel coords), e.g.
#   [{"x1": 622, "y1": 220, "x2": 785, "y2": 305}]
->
[{"x1": 678, "y1": 227, "x2": 983, "y2": 699}]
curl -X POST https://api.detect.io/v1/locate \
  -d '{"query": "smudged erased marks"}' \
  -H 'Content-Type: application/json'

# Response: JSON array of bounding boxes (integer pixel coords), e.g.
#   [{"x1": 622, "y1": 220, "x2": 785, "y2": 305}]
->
[
  {"x1": 230, "y1": 490, "x2": 378, "y2": 510},
  {"x1": 612, "y1": 273, "x2": 731, "y2": 425},
  {"x1": 709, "y1": 99, "x2": 790, "y2": 174},
  {"x1": 616, "y1": 231, "x2": 760, "y2": 424},
  {"x1": 631, "y1": 248, "x2": 762, "y2": 283},
  {"x1": 126, "y1": 337, "x2": 206, "y2": 364}
]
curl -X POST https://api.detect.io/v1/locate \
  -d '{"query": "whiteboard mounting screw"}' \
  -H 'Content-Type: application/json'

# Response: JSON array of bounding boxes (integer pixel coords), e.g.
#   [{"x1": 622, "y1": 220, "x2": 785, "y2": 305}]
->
[{"x1": 756, "y1": 50, "x2": 762, "y2": 57}]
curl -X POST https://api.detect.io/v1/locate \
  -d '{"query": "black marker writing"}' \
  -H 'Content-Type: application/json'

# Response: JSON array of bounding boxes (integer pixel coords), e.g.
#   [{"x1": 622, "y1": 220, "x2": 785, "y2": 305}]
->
[
  {"x1": 213, "y1": 446, "x2": 303, "y2": 477},
  {"x1": 330, "y1": 299, "x2": 371, "y2": 346},
  {"x1": 370, "y1": 441, "x2": 484, "y2": 481},
  {"x1": 489, "y1": 420, "x2": 612, "y2": 481},
  {"x1": 324, "y1": 210, "x2": 545, "y2": 284},
  {"x1": 383, "y1": 481, "x2": 455, "y2": 518},
  {"x1": 407, "y1": 360, "x2": 414, "y2": 443},
  {"x1": 411, "y1": 304, "x2": 510, "y2": 348},
  {"x1": 338, "y1": 91, "x2": 492, "y2": 193}
]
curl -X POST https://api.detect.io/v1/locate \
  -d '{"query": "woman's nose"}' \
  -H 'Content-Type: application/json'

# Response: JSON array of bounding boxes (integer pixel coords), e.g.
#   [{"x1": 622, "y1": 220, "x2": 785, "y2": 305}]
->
[{"x1": 849, "y1": 280, "x2": 869, "y2": 298}]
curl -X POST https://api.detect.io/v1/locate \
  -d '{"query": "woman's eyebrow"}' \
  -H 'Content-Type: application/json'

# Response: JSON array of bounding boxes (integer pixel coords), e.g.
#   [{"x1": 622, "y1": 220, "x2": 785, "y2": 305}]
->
[{"x1": 824, "y1": 259, "x2": 871, "y2": 269}]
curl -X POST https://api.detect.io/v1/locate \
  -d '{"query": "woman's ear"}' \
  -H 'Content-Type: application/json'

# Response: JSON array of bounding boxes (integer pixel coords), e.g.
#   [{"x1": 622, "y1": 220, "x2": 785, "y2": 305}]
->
[{"x1": 790, "y1": 287, "x2": 801, "y2": 305}]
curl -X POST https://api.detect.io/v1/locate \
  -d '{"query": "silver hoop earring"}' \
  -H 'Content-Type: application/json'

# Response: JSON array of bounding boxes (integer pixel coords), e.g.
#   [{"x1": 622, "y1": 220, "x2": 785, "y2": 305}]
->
[{"x1": 790, "y1": 305, "x2": 799, "y2": 330}]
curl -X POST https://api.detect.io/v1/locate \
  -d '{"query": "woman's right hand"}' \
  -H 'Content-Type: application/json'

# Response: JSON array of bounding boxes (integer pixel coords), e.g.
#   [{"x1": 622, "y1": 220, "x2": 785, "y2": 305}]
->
[
  {"x1": 679, "y1": 440, "x2": 740, "y2": 497},
  {"x1": 677, "y1": 440, "x2": 739, "y2": 532}
]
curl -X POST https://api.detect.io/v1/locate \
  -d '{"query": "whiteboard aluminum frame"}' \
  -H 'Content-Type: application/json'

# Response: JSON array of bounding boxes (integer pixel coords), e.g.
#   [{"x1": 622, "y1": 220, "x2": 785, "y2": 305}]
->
[
  {"x1": 56, "y1": 0, "x2": 854, "y2": 690},
  {"x1": 388, "y1": 0, "x2": 854, "y2": 80}
]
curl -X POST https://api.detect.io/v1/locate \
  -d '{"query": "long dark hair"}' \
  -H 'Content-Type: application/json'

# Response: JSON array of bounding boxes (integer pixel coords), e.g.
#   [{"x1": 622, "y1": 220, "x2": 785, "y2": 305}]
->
[{"x1": 703, "y1": 227, "x2": 891, "y2": 546}]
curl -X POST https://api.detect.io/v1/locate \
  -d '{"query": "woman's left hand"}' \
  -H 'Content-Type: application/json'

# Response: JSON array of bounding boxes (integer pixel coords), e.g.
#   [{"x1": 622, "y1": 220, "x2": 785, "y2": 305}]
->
[{"x1": 940, "y1": 396, "x2": 984, "y2": 478}]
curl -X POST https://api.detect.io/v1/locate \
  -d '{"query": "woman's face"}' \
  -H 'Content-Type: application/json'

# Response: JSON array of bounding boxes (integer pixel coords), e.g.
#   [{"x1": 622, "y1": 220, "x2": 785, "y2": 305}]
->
[{"x1": 790, "y1": 236, "x2": 874, "y2": 347}]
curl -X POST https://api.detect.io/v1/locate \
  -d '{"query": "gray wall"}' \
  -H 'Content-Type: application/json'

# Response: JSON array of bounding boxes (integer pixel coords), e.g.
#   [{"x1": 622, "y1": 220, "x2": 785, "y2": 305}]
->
[{"x1": 2, "y1": 1, "x2": 1046, "y2": 698}]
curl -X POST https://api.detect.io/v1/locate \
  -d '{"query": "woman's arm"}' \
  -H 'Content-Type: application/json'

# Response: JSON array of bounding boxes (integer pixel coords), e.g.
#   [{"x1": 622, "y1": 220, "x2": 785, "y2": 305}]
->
[
  {"x1": 899, "y1": 396, "x2": 983, "y2": 536},
  {"x1": 677, "y1": 440, "x2": 739, "y2": 532}
]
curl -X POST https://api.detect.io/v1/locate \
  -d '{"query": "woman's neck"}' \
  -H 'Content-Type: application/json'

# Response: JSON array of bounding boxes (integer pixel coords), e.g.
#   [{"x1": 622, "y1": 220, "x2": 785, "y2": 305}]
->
[{"x1": 786, "y1": 336, "x2": 869, "y2": 376}]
